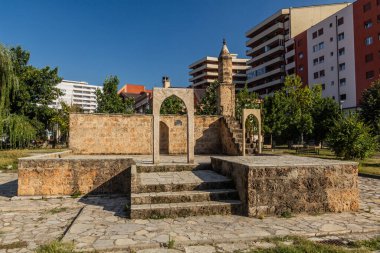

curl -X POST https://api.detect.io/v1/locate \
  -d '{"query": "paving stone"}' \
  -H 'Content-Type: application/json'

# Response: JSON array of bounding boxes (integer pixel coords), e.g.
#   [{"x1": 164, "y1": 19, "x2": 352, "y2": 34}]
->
[
  {"x1": 185, "y1": 245, "x2": 216, "y2": 253},
  {"x1": 137, "y1": 249, "x2": 182, "y2": 253}
]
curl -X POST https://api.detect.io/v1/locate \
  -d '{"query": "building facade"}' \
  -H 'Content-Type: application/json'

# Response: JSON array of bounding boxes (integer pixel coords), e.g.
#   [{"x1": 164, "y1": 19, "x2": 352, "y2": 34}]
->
[
  {"x1": 189, "y1": 54, "x2": 248, "y2": 89},
  {"x1": 245, "y1": 3, "x2": 351, "y2": 95},
  {"x1": 306, "y1": 5, "x2": 357, "y2": 110},
  {"x1": 353, "y1": 0, "x2": 380, "y2": 105},
  {"x1": 51, "y1": 80, "x2": 102, "y2": 113}
]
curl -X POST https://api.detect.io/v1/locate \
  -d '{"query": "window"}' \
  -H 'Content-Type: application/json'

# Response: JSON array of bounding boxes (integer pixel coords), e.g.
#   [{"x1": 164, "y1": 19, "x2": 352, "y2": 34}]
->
[
  {"x1": 321, "y1": 84, "x2": 326, "y2": 90},
  {"x1": 363, "y1": 2, "x2": 371, "y2": 12},
  {"x1": 330, "y1": 52, "x2": 334, "y2": 56},
  {"x1": 332, "y1": 96, "x2": 335, "y2": 100},
  {"x1": 365, "y1": 36, "x2": 373, "y2": 45},
  {"x1": 299, "y1": 65, "x2": 304, "y2": 72},
  {"x1": 331, "y1": 66, "x2": 334, "y2": 71},
  {"x1": 378, "y1": 33, "x2": 380, "y2": 41},
  {"x1": 313, "y1": 45, "x2": 319, "y2": 52},
  {"x1": 364, "y1": 20, "x2": 373, "y2": 29},
  {"x1": 331, "y1": 81, "x2": 335, "y2": 86},
  {"x1": 378, "y1": 15, "x2": 380, "y2": 23},
  {"x1": 366, "y1": 70, "x2": 375, "y2": 79},
  {"x1": 330, "y1": 23, "x2": 333, "y2": 28},
  {"x1": 340, "y1": 78, "x2": 346, "y2": 86},
  {"x1": 320, "y1": 70, "x2": 325, "y2": 77},
  {"x1": 339, "y1": 63, "x2": 346, "y2": 71},
  {"x1": 365, "y1": 53, "x2": 374, "y2": 62},
  {"x1": 339, "y1": 47, "x2": 345, "y2": 56},
  {"x1": 337, "y1": 17, "x2": 344, "y2": 26},
  {"x1": 312, "y1": 31, "x2": 318, "y2": 39},
  {"x1": 338, "y1": 32, "x2": 345, "y2": 41},
  {"x1": 330, "y1": 37, "x2": 334, "y2": 42},
  {"x1": 314, "y1": 72, "x2": 319, "y2": 79},
  {"x1": 319, "y1": 56, "x2": 325, "y2": 63},
  {"x1": 318, "y1": 28, "x2": 324, "y2": 36},
  {"x1": 378, "y1": 0, "x2": 380, "y2": 5},
  {"x1": 313, "y1": 58, "x2": 319, "y2": 65},
  {"x1": 340, "y1": 94, "x2": 347, "y2": 101},
  {"x1": 299, "y1": 52, "x2": 304, "y2": 59}
]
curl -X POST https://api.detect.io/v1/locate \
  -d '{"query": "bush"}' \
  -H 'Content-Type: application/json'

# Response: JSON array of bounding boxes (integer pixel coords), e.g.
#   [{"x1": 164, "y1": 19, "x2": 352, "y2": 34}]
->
[{"x1": 327, "y1": 114, "x2": 377, "y2": 160}]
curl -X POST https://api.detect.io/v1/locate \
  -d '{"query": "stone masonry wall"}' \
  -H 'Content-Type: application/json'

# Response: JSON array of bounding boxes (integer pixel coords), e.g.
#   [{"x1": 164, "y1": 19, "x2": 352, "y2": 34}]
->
[
  {"x1": 211, "y1": 157, "x2": 359, "y2": 217},
  {"x1": 69, "y1": 114, "x2": 222, "y2": 155},
  {"x1": 18, "y1": 155, "x2": 135, "y2": 196}
]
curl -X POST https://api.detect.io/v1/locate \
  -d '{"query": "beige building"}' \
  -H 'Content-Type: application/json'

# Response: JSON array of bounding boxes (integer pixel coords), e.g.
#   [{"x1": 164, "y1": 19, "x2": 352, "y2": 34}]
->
[
  {"x1": 245, "y1": 3, "x2": 351, "y2": 95},
  {"x1": 189, "y1": 54, "x2": 249, "y2": 89}
]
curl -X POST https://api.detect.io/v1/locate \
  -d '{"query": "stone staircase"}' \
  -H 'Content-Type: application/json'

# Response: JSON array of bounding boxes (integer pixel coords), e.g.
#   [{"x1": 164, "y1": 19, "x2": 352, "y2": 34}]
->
[
  {"x1": 223, "y1": 117, "x2": 259, "y2": 155},
  {"x1": 130, "y1": 163, "x2": 242, "y2": 219}
]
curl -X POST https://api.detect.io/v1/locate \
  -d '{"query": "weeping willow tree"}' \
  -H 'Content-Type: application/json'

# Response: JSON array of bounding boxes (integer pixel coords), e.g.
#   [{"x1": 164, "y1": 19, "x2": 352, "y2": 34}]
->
[{"x1": 0, "y1": 44, "x2": 36, "y2": 148}]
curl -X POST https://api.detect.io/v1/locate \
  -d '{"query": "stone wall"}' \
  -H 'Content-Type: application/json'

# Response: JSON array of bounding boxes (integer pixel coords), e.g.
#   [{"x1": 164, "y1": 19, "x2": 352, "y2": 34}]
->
[
  {"x1": 69, "y1": 114, "x2": 222, "y2": 155},
  {"x1": 211, "y1": 156, "x2": 359, "y2": 217},
  {"x1": 18, "y1": 153, "x2": 135, "y2": 196}
]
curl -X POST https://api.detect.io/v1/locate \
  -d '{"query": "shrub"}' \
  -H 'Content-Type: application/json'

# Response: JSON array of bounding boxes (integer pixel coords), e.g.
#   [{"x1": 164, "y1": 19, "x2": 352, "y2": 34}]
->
[{"x1": 327, "y1": 114, "x2": 377, "y2": 160}]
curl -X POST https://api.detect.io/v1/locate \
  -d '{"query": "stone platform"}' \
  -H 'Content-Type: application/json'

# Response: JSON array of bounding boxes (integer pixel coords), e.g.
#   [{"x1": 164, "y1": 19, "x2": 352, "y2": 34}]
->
[
  {"x1": 211, "y1": 155, "x2": 359, "y2": 217},
  {"x1": 17, "y1": 153, "x2": 359, "y2": 219}
]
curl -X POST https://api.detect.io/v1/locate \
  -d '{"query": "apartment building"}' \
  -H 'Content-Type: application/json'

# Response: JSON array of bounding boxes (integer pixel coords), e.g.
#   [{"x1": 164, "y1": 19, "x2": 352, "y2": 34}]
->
[
  {"x1": 307, "y1": 5, "x2": 357, "y2": 110},
  {"x1": 246, "y1": 3, "x2": 351, "y2": 95},
  {"x1": 353, "y1": 0, "x2": 380, "y2": 105},
  {"x1": 189, "y1": 55, "x2": 249, "y2": 89},
  {"x1": 51, "y1": 80, "x2": 102, "y2": 113}
]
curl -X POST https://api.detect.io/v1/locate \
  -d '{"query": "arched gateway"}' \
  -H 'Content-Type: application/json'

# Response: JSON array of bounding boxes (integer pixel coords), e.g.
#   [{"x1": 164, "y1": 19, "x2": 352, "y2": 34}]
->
[
  {"x1": 152, "y1": 88, "x2": 194, "y2": 164},
  {"x1": 242, "y1": 108, "x2": 262, "y2": 155}
]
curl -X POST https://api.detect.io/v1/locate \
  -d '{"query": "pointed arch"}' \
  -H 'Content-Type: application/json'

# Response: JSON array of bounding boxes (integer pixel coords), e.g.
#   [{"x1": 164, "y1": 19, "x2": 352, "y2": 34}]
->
[
  {"x1": 153, "y1": 88, "x2": 194, "y2": 164},
  {"x1": 242, "y1": 109, "x2": 262, "y2": 156}
]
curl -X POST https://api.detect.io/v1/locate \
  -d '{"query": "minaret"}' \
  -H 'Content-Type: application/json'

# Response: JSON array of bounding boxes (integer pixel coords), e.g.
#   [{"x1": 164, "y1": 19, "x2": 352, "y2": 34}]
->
[{"x1": 217, "y1": 39, "x2": 235, "y2": 117}]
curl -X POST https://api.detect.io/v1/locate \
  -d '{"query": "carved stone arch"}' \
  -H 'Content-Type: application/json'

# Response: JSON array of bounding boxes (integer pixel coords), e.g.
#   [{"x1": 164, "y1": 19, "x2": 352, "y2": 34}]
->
[
  {"x1": 242, "y1": 109, "x2": 262, "y2": 156},
  {"x1": 153, "y1": 88, "x2": 194, "y2": 164}
]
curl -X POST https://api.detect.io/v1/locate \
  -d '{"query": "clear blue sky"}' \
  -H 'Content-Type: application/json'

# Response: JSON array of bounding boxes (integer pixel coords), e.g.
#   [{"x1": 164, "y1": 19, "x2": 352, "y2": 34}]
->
[{"x1": 0, "y1": 0, "x2": 349, "y2": 89}]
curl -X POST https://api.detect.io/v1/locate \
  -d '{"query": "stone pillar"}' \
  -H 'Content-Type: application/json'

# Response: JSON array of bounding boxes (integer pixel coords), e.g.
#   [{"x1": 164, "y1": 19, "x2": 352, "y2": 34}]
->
[{"x1": 217, "y1": 39, "x2": 235, "y2": 118}]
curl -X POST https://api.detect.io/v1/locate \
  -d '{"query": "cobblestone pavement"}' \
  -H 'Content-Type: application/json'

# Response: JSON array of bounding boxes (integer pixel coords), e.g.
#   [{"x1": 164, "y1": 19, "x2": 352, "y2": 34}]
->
[{"x1": 0, "y1": 172, "x2": 379, "y2": 253}]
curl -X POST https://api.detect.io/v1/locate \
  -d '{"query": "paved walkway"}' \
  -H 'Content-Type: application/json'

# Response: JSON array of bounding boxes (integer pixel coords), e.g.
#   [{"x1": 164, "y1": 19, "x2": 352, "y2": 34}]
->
[{"x1": 0, "y1": 172, "x2": 379, "y2": 252}]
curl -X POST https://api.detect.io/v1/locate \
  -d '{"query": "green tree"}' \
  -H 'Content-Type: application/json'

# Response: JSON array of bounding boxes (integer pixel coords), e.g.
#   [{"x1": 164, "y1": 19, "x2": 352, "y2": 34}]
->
[
  {"x1": 160, "y1": 95, "x2": 186, "y2": 115},
  {"x1": 312, "y1": 96, "x2": 341, "y2": 145},
  {"x1": 263, "y1": 91, "x2": 289, "y2": 147},
  {"x1": 360, "y1": 79, "x2": 380, "y2": 136},
  {"x1": 235, "y1": 84, "x2": 260, "y2": 120},
  {"x1": 327, "y1": 113, "x2": 377, "y2": 160},
  {"x1": 96, "y1": 76, "x2": 134, "y2": 114},
  {"x1": 283, "y1": 75, "x2": 315, "y2": 144},
  {"x1": 196, "y1": 81, "x2": 218, "y2": 115},
  {"x1": 0, "y1": 44, "x2": 36, "y2": 148}
]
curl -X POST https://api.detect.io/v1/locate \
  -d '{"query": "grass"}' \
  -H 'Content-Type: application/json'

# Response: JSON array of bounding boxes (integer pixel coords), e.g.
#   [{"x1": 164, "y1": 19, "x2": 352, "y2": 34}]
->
[
  {"x1": 47, "y1": 207, "x2": 68, "y2": 214},
  {"x1": 263, "y1": 147, "x2": 380, "y2": 176},
  {"x1": 0, "y1": 241, "x2": 28, "y2": 250},
  {"x1": 0, "y1": 149, "x2": 67, "y2": 171},
  {"x1": 35, "y1": 241, "x2": 75, "y2": 253},
  {"x1": 239, "y1": 236, "x2": 380, "y2": 253}
]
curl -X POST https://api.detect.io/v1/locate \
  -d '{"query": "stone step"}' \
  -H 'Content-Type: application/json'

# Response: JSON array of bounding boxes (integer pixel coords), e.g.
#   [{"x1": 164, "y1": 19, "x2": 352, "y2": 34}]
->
[
  {"x1": 136, "y1": 163, "x2": 211, "y2": 173},
  {"x1": 131, "y1": 189, "x2": 239, "y2": 205},
  {"x1": 130, "y1": 200, "x2": 242, "y2": 219},
  {"x1": 137, "y1": 170, "x2": 234, "y2": 193}
]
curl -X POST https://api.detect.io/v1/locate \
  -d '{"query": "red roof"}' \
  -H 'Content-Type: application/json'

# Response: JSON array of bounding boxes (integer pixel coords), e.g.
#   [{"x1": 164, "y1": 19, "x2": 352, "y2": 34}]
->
[{"x1": 118, "y1": 84, "x2": 151, "y2": 95}]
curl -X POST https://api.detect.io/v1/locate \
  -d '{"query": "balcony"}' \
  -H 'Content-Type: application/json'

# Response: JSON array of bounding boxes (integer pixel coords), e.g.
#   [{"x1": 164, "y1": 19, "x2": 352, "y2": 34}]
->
[
  {"x1": 246, "y1": 35, "x2": 284, "y2": 56},
  {"x1": 285, "y1": 61, "x2": 295, "y2": 71},
  {"x1": 247, "y1": 45, "x2": 285, "y2": 65},
  {"x1": 189, "y1": 64, "x2": 218, "y2": 75},
  {"x1": 189, "y1": 72, "x2": 218, "y2": 82},
  {"x1": 247, "y1": 67, "x2": 284, "y2": 84},
  {"x1": 246, "y1": 22, "x2": 284, "y2": 47},
  {"x1": 248, "y1": 77, "x2": 285, "y2": 92},
  {"x1": 285, "y1": 49, "x2": 295, "y2": 60},
  {"x1": 192, "y1": 79, "x2": 217, "y2": 87},
  {"x1": 247, "y1": 56, "x2": 283, "y2": 74}
]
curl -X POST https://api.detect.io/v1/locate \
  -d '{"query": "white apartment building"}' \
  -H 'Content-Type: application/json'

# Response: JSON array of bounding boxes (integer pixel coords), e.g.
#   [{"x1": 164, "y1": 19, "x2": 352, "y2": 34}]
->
[
  {"x1": 51, "y1": 80, "x2": 102, "y2": 113},
  {"x1": 245, "y1": 3, "x2": 351, "y2": 95},
  {"x1": 189, "y1": 55, "x2": 249, "y2": 89},
  {"x1": 307, "y1": 5, "x2": 357, "y2": 109}
]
